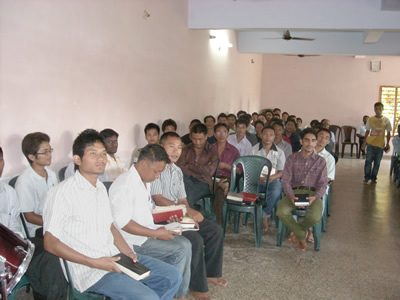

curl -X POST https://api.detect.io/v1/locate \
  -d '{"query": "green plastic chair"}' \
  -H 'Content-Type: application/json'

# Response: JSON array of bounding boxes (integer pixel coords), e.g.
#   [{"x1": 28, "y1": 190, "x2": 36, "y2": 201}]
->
[
  {"x1": 326, "y1": 182, "x2": 332, "y2": 216},
  {"x1": 222, "y1": 156, "x2": 272, "y2": 247},
  {"x1": 7, "y1": 275, "x2": 31, "y2": 300},
  {"x1": 58, "y1": 166, "x2": 67, "y2": 182},
  {"x1": 62, "y1": 259, "x2": 108, "y2": 300}
]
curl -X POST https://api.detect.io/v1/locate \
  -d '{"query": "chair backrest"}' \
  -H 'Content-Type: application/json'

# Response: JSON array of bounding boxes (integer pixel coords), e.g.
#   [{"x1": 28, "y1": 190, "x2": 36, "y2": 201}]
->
[
  {"x1": 230, "y1": 156, "x2": 272, "y2": 194},
  {"x1": 340, "y1": 126, "x2": 356, "y2": 143},
  {"x1": 20, "y1": 213, "x2": 31, "y2": 239},
  {"x1": 58, "y1": 166, "x2": 67, "y2": 182},
  {"x1": 8, "y1": 175, "x2": 19, "y2": 188}
]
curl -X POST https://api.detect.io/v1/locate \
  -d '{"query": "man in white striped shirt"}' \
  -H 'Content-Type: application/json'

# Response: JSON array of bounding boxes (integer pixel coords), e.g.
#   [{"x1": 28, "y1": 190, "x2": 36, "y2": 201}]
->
[
  {"x1": 44, "y1": 129, "x2": 181, "y2": 300},
  {"x1": 152, "y1": 132, "x2": 227, "y2": 300}
]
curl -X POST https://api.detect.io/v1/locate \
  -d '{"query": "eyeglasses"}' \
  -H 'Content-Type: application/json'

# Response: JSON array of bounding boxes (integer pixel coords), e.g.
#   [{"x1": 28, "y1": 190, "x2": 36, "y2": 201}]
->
[
  {"x1": 36, "y1": 148, "x2": 53, "y2": 156},
  {"x1": 215, "y1": 131, "x2": 228, "y2": 135}
]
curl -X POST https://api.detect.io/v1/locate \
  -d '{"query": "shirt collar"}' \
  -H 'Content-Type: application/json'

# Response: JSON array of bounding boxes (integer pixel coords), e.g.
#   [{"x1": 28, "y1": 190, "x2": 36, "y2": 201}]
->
[
  {"x1": 258, "y1": 142, "x2": 278, "y2": 152},
  {"x1": 74, "y1": 170, "x2": 105, "y2": 192}
]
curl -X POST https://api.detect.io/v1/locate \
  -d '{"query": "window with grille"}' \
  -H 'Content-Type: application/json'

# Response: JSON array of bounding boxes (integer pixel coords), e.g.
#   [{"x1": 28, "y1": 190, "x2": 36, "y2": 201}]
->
[{"x1": 380, "y1": 86, "x2": 400, "y2": 136}]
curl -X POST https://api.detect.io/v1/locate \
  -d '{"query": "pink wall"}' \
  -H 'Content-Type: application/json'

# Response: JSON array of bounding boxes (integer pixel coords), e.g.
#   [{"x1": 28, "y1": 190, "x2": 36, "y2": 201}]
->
[
  {"x1": 0, "y1": 0, "x2": 263, "y2": 178},
  {"x1": 260, "y1": 55, "x2": 400, "y2": 128}
]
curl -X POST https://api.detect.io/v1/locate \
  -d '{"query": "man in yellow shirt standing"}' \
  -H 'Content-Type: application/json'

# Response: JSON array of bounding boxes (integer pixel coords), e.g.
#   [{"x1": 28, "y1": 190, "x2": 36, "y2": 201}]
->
[{"x1": 362, "y1": 102, "x2": 392, "y2": 184}]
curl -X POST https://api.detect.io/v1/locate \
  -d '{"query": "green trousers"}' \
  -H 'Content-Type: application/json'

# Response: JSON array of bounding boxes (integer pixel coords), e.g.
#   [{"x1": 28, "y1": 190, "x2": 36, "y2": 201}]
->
[{"x1": 276, "y1": 189, "x2": 322, "y2": 241}]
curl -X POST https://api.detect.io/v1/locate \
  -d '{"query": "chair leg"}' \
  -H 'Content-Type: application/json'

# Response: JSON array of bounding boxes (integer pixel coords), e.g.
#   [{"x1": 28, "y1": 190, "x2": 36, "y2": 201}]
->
[
  {"x1": 255, "y1": 206, "x2": 263, "y2": 247},
  {"x1": 277, "y1": 218, "x2": 285, "y2": 247},
  {"x1": 233, "y1": 212, "x2": 240, "y2": 233},
  {"x1": 350, "y1": 145, "x2": 353, "y2": 157},
  {"x1": 313, "y1": 221, "x2": 322, "y2": 251},
  {"x1": 327, "y1": 187, "x2": 332, "y2": 216},
  {"x1": 222, "y1": 202, "x2": 228, "y2": 236},
  {"x1": 341, "y1": 144, "x2": 345, "y2": 158},
  {"x1": 243, "y1": 213, "x2": 248, "y2": 225}
]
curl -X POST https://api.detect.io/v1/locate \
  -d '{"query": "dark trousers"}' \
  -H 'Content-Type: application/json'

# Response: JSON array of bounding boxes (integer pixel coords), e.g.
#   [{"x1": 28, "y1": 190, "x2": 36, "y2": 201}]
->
[
  {"x1": 183, "y1": 175, "x2": 210, "y2": 209},
  {"x1": 359, "y1": 137, "x2": 365, "y2": 156},
  {"x1": 364, "y1": 144, "x2": 384, "y2": 181},
  {"x1": 182, "y1": 219, "x2": 224, "y2": 293}
]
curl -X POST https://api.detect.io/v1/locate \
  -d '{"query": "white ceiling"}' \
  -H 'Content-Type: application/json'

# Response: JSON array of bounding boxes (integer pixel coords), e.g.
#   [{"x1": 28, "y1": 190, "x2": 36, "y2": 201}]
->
[{"x1": 188, "y1": 0, "x2": 400, "y2": 56}]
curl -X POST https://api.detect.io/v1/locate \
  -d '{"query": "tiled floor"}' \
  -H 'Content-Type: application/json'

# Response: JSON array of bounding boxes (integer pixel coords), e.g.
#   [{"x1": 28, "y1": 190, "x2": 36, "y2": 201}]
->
[{"x1": 14, "y1": 156, "x2": 400, "y2": 299}]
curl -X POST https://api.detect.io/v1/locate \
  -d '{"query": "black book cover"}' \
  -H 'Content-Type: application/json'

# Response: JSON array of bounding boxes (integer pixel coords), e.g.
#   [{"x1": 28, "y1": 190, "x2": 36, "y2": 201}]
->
[{"x1": 113, "y1": 253, "x2": 151, "y2": 280}]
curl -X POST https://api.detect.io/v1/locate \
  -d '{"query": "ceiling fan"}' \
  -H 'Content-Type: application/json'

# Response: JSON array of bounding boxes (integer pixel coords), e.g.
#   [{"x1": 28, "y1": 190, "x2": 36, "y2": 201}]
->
[{"x1": 263, "y1": 30, "x2": 315, "y2": 41}]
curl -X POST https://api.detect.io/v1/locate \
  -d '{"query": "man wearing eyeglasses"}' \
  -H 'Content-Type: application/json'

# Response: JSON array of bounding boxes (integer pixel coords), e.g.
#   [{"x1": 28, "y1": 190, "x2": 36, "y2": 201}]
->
[
  {"x1": 99, "y1": 128, "x2": 128, "y2": 182},
  {"x1": 16, "y1": 132, "x2": 58, "y2": 238}
]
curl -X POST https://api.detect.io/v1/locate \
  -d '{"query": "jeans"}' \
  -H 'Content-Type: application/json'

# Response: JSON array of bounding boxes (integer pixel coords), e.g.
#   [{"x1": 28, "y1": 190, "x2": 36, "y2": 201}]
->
[
  {"x1": 133, "y1": 235, "x2": 191, "y2": 298},
  {"x1": 183, "y1": 175, "x2": 210, "y2": 209},
  {"x1": 258, "y1": 179, "x2": 282, "y2": 217},
  {"x1": 86, "y1": 254, "x2": 182, "y2": 300},
  {"x1": 364, "y1": 144, "x2": 384, "y2": 181}
]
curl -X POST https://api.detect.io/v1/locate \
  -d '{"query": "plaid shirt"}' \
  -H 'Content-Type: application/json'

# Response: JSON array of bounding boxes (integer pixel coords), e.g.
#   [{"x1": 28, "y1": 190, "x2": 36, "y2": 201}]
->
[{"x1": 281, "y1": 151, "x2": 328, "y2": 199}]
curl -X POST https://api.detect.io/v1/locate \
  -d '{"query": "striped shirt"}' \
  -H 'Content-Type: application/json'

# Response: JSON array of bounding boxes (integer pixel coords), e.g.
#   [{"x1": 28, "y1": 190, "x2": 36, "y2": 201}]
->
[
  {"x1": 281, "y1": 151, "x2": 328, "y2": 199},
  {"x1": 276, "y1": 139, "x2": 292, "y2": 159},
  {"x1": 99, "y1": 153, "x2": 127, "y2": 182},
  {"x1": 16, "y1": 165, "x2": 58, "y2": 237},
  {"x1": 150, "y1": 163, "x2": 186, "y2": 202},
  {"x1": 109, "y1": 165, "x2": 154, "y2": 247},
  {"x1": 43, "y1": 171, "x2": 118, "y2": 292}
]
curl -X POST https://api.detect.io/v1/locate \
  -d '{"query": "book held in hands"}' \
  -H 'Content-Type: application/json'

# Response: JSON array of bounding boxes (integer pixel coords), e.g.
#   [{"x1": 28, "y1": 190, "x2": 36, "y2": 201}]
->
[
  {"x1": 113, "y1": 253, "x2": 151, "y2": 281},
  {"x1": 294, "y1": 194, "x2": 310, "y2": 206},
  {"x1": 152, "y1": 204, "x2": 187, "y2": 223}
]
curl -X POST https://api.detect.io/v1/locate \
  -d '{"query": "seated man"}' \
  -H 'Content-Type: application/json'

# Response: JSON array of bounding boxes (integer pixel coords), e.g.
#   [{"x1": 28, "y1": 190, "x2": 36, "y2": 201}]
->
[
  {"x1": 272, "y1": 121, "x2": 292, "y2": 159},
  {"x1": 212, "y1": 123, "x2": 240, "y2": 223},
  {"x1": 132, "y1": 122, "x2": 160, "y2": 164},
  {"x1": 162, "y1": 118, "x2": 178, "y2": 133},
  {"x1": 217, "y1": 113, "x2": 228, "y2": 124},
  {"x1": 321, "y1": 119, "x2": 335, "y2": 149},
  {"x1": 296, "y1": 117, "x2": 303, "y2": 130},
  {"x1": 110, "y1": 144, "x2": 191, "y2": 300},
  {"x1": 152, "y1": 132, "x2": 227, "y2": 300},
  {"x1": 283, "y1": 119, "x2": 301, "y2": 153},
  {"x1": 249, "y1": 126, "x2": 285, "y2": 233},
  {"x1": 264, "y1": 109, "x2": 274, "y2": 125},
  {"x1": 99, "y1": 128, "x2": 127, "y2": 182},
  {"x1": 277, "y1": 128, "x2": 328, "y2": 251},
  {"x1": 44, "y1": 129, "x2": 181, "y2": 300},
  {"x1": 16, "y1": 132, "x2": 58, "y2": 238},
  {"x1": 251, "y1": 112, "x2": 259, "y2": 125},
  {"x1": 227, "y1": 119, "x2": 253, "y2": 156},
  {"x1": 182, "y1": 119, "x2": 201, "y2": 145},
  {"x1": 254, "y1": 120, "x2": 264, "y2": 143},
  {"x1": 204, "y1": 115, "x2": 217, "y2": 144},
  {"x1": 0, "y1": 146, "x2": 24, "y2": 237},
  {"x1": 226, "y1": 113, "x2": 237, "y2": 134},
  {"x1": 177, "y1": 124, "x2": 219, "y2": 209}
]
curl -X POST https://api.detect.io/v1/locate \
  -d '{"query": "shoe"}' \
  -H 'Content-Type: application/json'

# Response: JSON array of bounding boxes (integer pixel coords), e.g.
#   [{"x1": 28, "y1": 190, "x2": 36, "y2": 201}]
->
[
  {"x1": 370, "y1": 180, "x2": 377, "y2": 184},
  {"x1": 363, "y1": 179, "x2": 369, "y2": 183}
]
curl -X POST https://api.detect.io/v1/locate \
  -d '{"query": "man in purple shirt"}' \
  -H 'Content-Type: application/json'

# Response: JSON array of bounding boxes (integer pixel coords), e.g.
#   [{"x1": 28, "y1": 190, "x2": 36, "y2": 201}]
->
[
  {"x1": 277, "y1": 128, "x2": 328, "y2": 251},
  {"x1": 212, "y1": 123, "x2": 240, "y2": 223},
  {"x1": 177, "y1": 123, "x2": 219, "y2": 210}
]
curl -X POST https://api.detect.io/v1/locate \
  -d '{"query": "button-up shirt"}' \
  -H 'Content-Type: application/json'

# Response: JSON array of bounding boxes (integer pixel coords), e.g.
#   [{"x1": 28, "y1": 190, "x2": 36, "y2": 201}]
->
[
  {"x1": 109, "y1": 165, "x2": 154, "y2": 247},
  {"x1": 281, "y1": 151, "x2": 328, "y2": 199},
  {"x1": 212, "y1": 142, "x2": 240, "y2": 178},
  {"x1": 275, "y1": 139, "x2": 292, "y2": 159},
  {"x1": 316, "y1": 148, "x2": 335, "y2": 181},
  {"x1": 0, "y1": 182, "x2": 23, "y2": 238},
  {"x1": 43, "y1": 171, "x2": 118, "y2": 292},
  {"x1": 151, "y1": 163, "x2": 186, "y2": 202},
  {"x1": 227, "y1": 134, "x2": 252, "y2": 156},
  {"x1": 176, "y1": 143, "x2": 219, "y2": 190},
  {"x1": 99, "y1": 153, "x2": 127, "y2": 182},
  {"x1": 283, "y1": 132, "x2": 301, "y2": 153},
  {"x1": 249, "y1": 143, "x2": 286, "y2": 171}
]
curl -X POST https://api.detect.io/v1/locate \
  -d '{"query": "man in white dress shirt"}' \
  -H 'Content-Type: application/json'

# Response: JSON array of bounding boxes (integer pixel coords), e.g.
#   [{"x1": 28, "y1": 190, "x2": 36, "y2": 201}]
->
[
  {"x1": 99, "y1": 128, "x2": 127, "y2": 182},
  {"x1": 227, "y1": 119, "x2": 253, "y2": 156},
  {"x1": 43, "y1": 129, "x2": 181, "y2": 300},
  {"x1": 15, "y1": 132, "x2": 58, "y2": 238},
  {"x1": 109, "y1": 144, "x2": 191, "y2": 300}
]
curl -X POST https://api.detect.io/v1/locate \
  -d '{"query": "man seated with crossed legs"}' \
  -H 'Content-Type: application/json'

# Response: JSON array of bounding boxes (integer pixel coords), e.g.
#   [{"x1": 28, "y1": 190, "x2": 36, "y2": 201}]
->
[
  {"x1": 276, "y1": 128, "x2": 328, "y2": 251},
  {"x1": 152, "y1": 132, "x2": 227, "y2": 300}
]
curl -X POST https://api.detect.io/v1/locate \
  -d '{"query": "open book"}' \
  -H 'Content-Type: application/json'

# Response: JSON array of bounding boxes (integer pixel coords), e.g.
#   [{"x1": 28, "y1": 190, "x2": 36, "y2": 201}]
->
[{"x1": 113, "y1": 253, "x2": 151, "y2": 281}]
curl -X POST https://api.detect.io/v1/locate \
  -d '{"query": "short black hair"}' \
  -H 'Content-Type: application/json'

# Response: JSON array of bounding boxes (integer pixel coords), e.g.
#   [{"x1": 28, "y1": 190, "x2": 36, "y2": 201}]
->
[
  {"x1": 217, "y1": 113, "x2": 227, "y2": 120},
  {"x1": 190, "y1": 119, "x2": 202, "y2": 126},
  {"x1": 318, "y1": 128, "x2": 332, "y2": 139},
  {"x1": 144, "y1": 123, "x2": 160, "y2": 135},
  {"x1": 0, "y1": 147, "x2": 3, "y2": 155},
  {"x1": 73, "y1": 129, "x2": 105, "y2": 170},
  {"x1": 21, "y1": 132, "x2": 50, "y2": 164},
  {"x1": 100, "y1": 128, "x2": 119, "y2": 139},
  {"x1": 310, "y1": 119, "x2": 319, "y2": 126},
  {"x1": 160, "y1": 132, "x2": 181, "y2": 145},
  {"x1": 265, "y1": 109, "x2": 273, "y2": 115},
  {"x1": 162, "y1": 119, "x2": 177, "y2": 132},
  {"x1": 272, "y1": 120, "x2": 284, "y2": 129},
  {"x1": 374, "y1": 102, "x2": 384, "y2": 109},
  {"x1": 214, "y1": 123, "x2": 229, "y2": 132},
  {"x1": 296, "y1": 117, "x2": 303, "y2": 122},
  {"x1": 285, "y1": 119, "x2": 297, "y2": 128},
  {"x1": 227, "y1": 113, "x2": 237, "y2": 120},
  {"x1": 237, "y1": 110, "x2": 247, "y2": 117},
  {"x1": 254, "y1": 120, "x2": 264, "y2": 127},
  {"x1": 252, "y1": 112, "x2": 258, "y2": 116},
  {"x1": 288, "y1": 115, "x2": 296, "y2": 121},
  {"x1": 301, "y1": 128, "x2": 317, "y2": 139},
  {"x1": 236, "y1": 118, "x2": 249, "y2": 127},
  {"x1": 191, "y1": 123, "x2": 208, "y2": 135},
  {"x1": 273, "y1": 108, "x2": 281, "y2": 113},
  {"x1": 262, "y1": 125, "x2": 275, "y2": 133},
  {"x1": 204, "y1": 115, "x2": 216, "y2": 123},
  {"x1": 138, "y1": 144, "x2": 170, "y2": 164},
  {"x1": 282, "y1": 112, "x2": 289, "y2": 116}
]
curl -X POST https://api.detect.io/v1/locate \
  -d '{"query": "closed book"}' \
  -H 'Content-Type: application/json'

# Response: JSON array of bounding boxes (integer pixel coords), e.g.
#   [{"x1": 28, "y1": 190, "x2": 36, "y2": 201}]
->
[
  {"x1": 113, "y1": 253, "x2": 151, "y2": 281},
  {"x1": 240, "y1": 192, "x2": 258, "y2": 202},
  {"x1": 294, "y1": 194, "x2": 310, "y2": 206},
  {"x1": 152, "y1": 205, "x2": 186, "y2": 223},
  {"x1": 226, "y1": 192, "x2": 243, "y2": 203}
]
